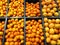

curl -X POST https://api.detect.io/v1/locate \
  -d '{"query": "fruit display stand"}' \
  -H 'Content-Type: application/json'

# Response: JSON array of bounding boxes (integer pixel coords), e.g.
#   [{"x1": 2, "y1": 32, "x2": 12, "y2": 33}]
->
[{"x1": 0, "y1": 0, "x2": 60, "y2": 45}]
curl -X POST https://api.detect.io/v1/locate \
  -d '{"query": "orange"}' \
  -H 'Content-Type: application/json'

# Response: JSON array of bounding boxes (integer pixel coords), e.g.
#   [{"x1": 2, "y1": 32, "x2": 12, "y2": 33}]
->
[
  {"x1": 0, "y1": 32, "x2": 3, "y2": 35},
  {"x1": 41, "y1": 36, "x2": 44, "y2": 40},
  {"x1": 35, "y1": 38, "x2": 39, "y2": 42},
  {"x1": 42, "y1": 8, "x2": 46, "y2": 13},
  {"x1": 26, "y1": 34, "x2": 31, "y2": 38},
  {"x1": 5, "y1": 35, "x2": 8, "y2": 38},
  {"x1": 44, "y1": 23, "x2": 48, "y2": 27},
  {"x1": 49, "y1": 28, "x2": 54, "y2": 34},
  {"x1": 47, "y1": 8, "x2": 50, "y2": 12},
  {"x1": 32, "y1": 32, "x2": 36, "y2": 36},
  {"x1": 41, "y1": 1, "x2": 46, "y2": 5},
  {"x1": 54, "y1": 29, "x2": 58, "y2": 33},
  {"x1": 48, "y1": 19, "x2": 52, "y2": 23},
  {"x1": 54, "y1": 12, "x2": 59, "y2": 16},
  {"x1": 52, "y1": 19, "x2": 56, "y2": 23},
  {"x1": 41, "y1": 42, "x2": 44, "y2": 45},
  {"x1": 19, "y1": 42, "x2": 21, "y2": 45},
  {"x1": 52, "y1": 35, "x2": 59, "y2": 40},
  {"x1": 36, "y1": 31, "x2": 40, "y2": 34},
  {"x1": 55, "y1": 24, "x2": 60, "y2": 29},
  {"x1": 10, "y1": 34, "x2": 14, "y2": 38},
  {"x1": 10, "y1": 42, "x2": 14, "y2": 45},
  {"x1": 32, "y1": 29, "x2": 36, "y2": 33},
  {"x1": 39, "y1": 40, "x2": 42, "y2": 43},
  {"x1": 50, "y1": 10, "x2": 55, "y2": 13},
  {"x1": 39, "y1": 29, "x2": 43, "y2": 33},
  {"x1": 57, "y1": 40, "x2": 60, "y2": 44},
  {"x1": 56, "y1": 19, "x2": 60, "y2": 24},
  {"x1": 43, "y1": 12, "x2": 47, "y2": 16},
  {"x1": 50, "y1": 35, "x2": 53, "y2": 39},
  {"x1": 38, "y1": 20, "x2": 42, "y2": 23},
  {"x1": 14, "y1": 38, "x2": 17, "y2": 42},
  {"x1": 14, "y1": 25, "x2": 17, "y2": 28},
  {"x1": 44, "y1": 18, "x2": 48, "y2": 22},
  {"x1": 2, "y1": 21, "x2": 4, "y2": 24},
  {"x1": 47, "y1": 13, "x2": 52, "y2": 16},
  {"x1": 45, "y1": 27, "x2": 49, "y2": 32},
  {"x1": 7, "y1": 38, "x2": 13, "y2": 42},
  {"x1": 14, "y1": 42, "x2": 19, "y2": 45},
  {"x1": 26, "y1": 42, "x2": 31, "y2": 45},
  {"x1": 0, "y1": 41, "x2": 2, "y2": 45},
  {"x1": 33, "y1": 42, "x2": 37, "y2": 45},
  {"x1": 46, "y1": 37, "x2": 51, "y2": 43},
  {"x1": 15, "y1": 35, "x2": 20, "y2": 39},
  {"x1": 51, "y1": 40, "x2": 57, "y2": 44},
  {"x1": 0, "y1": 36, "x2": 2, "y2": 39},
  {"x1": 46, "y1": 32, "x2": 49, "y2": 37},
  {"x1": 20, "y1": 32, "x2": 24, "y2": 35},
  {"x1": 48, "y1": 4, "x2": 52, "y2": 8},
  {"x1": 5, "y1": 42, "x2": 9, "y2": 45},
  {"x1": 40, "y1": 32, "x2": 44, "y2": 36},
  {"x1": 53, "y1": 4, "x2": 57, "y2": 7},
  {"x1": 26, "y1": 38, "x2": 29, "y2": 41},
  {"x1": 43, "y1": 5, "x2": 47, "y2": 9},
  {"x1": 53, "y1": 8, "x2": 57, "y2": 11},
  {"x1": 36, "y1": 34, "x2": 39, "y2": 38},
  {"x1": 19, "y1": 35, "x2": 24, "y2": 40},
  {"x1": 21, "y1": 40, "x2": 24, "y2": 43}
]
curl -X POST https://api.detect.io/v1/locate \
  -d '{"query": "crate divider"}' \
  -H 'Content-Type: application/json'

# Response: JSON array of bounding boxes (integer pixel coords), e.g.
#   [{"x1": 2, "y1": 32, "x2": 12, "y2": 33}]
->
[
  {"x1": 24, "y1": 18, "x2": 26, "y2": 45},
  {"x1": 2, "y1": 18, "x2": 7, "y2": 45},
  {"x1": 0, "y1": 17, "x2": 5, "y2": 19},
  {"x1": 40, "y1": 0, "x2": 43, "y2": 17},
  {"x1": 43, "y1": 16, "x2": 59, "y2": 19},
  {"x1": 7, "y1": 16, "x2": 24, "y2": 18},
  {"x1": 42, "y1": 17, "x2": 47, "y2": 45},
  {"x1": 24, "y1": 0, "x2": 26, "y2": 44},
  {"x1": 25, "y1": 16, "x2": 43, "y2": 18},
  {"x1": 6, "y1": 0, "x2": 9, "y2": 17}
]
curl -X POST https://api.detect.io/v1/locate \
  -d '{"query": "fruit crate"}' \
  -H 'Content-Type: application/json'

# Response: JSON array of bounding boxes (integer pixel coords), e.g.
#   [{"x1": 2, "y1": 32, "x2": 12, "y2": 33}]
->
[
  {"x1": 44, "y1": 18, "x2": 60, "y2": 45},
  {"x1": 0, "y1": 0, "x2": 60, "y2": 45}
]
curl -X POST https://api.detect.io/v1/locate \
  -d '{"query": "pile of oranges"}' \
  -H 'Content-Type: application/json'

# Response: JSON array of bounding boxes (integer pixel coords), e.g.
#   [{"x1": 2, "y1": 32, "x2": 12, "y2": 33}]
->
[
  {"x1": 0, "y1": 21, "x2": 5, "y2": 45},
  {"x1": 57, "y1": 0, "x2": 60, "y2": 11},
  {"x1": 42, "y1": 0, "x2": 59, "y2": 16},
  {"x1": 8, "y1": 0, "x2": 24, "y2": 17},
  {"x1": 26, "y1": 2, "x2": 40, "y2": 17},
  {"x1": 0, "y1": 0, "x2": 7, "y2": 17},
  {"x1": 26, "y1": 19, "x2": 44, "y2": 45},
  {"x1": 5, "y1": 19, "x2": 24, "y2": 45},
  {"x1": 44, "y1": 18, "x2": 60, "y2": 44}
]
